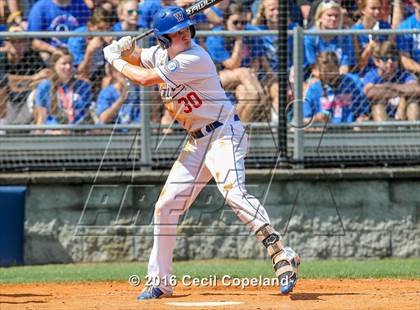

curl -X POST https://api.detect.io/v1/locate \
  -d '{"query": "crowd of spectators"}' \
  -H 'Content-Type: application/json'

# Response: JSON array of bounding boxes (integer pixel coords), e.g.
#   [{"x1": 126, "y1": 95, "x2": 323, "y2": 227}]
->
[
  {"x1": 290, "y1": 0, "x2": 420, "y2": 124},
  {"x1": 0, "y1": 0, "x2": 419, "y2": 133}
]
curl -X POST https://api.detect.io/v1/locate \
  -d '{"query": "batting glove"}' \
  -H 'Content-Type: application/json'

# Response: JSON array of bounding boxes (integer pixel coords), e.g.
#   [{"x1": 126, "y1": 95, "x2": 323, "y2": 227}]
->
[
  {"x1": 103, "y1": 41, "x2": 121, "y2": 65},
  {"x1": 116, "y1": 36, "x2": 134, "y2": 53}
]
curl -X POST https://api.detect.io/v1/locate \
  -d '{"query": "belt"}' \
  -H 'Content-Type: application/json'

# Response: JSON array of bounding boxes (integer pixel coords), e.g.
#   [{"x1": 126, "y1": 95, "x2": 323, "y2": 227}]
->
[{"x1": 190, "y1": 114, "x2": 240, "y2": 139}]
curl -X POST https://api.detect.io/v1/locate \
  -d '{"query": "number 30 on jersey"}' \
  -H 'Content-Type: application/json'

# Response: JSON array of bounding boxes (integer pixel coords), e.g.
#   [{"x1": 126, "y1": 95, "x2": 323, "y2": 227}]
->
[{"x1": 178, "y1": 91, "x2": 202, "y2": 113}]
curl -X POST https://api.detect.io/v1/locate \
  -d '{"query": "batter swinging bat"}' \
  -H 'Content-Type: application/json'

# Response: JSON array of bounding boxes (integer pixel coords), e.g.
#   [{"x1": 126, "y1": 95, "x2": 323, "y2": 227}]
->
[{"x1": 133, "y1": 0, "x2": 224, "y2": 42}]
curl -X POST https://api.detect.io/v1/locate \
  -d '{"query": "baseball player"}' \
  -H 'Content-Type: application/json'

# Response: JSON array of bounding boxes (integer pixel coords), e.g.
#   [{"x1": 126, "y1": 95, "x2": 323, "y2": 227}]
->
[{"x1": 103, "y1": 6, "x2": 300, "y2": 300}]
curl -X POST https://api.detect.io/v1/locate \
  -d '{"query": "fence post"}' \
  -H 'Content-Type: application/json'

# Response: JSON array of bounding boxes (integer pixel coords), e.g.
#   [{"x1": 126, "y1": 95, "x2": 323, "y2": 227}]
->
[
  {"x1": 139, "y1": 34, "x2": 152, "y2": 171},
  {"x1": 277, "y1": 0, "x2": 289, "y2": 167},
  {"x1": 292, "y1": 26, "x2": 304, "y2": 168}
]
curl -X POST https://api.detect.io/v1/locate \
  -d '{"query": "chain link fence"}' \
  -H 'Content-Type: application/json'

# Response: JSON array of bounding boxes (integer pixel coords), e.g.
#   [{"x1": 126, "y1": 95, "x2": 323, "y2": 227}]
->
[
  {"x1": 289, "y1": 27, "x2": 420, "y2": 167},
  {"x1": 0, "y1": 27, "x2": 280, "y2": 172}
]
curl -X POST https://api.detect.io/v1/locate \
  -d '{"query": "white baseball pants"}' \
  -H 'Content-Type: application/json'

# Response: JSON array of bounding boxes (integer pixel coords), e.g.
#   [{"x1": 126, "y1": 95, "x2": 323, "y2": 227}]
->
[{"x1": 147, "y1": 121, "x2": 272, "y2": 293}]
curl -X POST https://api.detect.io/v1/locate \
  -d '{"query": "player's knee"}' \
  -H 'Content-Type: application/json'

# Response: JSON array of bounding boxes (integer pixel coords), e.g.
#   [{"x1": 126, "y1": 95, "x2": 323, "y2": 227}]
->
[
  {"x1": 154, "y1": 196, "x2": 189, "y2": 219},
  {"x1": 223, "y1": 187, "x2": 246, "y2": 205}
]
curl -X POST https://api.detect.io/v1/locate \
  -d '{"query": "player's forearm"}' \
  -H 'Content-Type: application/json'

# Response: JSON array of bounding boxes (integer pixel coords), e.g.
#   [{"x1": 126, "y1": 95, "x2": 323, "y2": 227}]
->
[
  {"x1": 122, "y1": 49, "x2": 142, "y2": 67},
  {"x1": 116, "y1": 61, "x2": 162, "y2": 86}
]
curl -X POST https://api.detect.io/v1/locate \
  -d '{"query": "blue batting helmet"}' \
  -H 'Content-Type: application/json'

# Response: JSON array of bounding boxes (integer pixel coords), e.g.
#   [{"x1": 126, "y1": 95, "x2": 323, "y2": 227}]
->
[{"x1": 153, "y1": 6, "x2": 196, "y2": 49}]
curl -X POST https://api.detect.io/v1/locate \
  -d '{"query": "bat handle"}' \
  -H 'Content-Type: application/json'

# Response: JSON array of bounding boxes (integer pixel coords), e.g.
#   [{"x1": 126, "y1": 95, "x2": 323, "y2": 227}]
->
[{"x1": 134, "y1": 29, "x2": 154, "y2": 42}]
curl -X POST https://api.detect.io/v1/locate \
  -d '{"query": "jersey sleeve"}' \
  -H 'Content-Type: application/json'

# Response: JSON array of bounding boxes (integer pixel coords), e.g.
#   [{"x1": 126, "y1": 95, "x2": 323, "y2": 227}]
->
[
  {"x1": 154, "y1": 50, "x2": 214, "y2": 88},
  {"x1": 140, "y1": 46, "x2": 160, "y2": 69}
]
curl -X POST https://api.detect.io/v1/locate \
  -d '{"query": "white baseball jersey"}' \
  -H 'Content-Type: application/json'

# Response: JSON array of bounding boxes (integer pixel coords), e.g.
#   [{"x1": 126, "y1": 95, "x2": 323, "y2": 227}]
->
[{"x1": 140, "y1": 42, "x2": 236, "y2": 131}]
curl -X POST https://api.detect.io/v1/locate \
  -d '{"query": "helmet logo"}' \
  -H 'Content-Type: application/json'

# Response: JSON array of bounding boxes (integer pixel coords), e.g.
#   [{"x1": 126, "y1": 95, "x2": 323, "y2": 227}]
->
[{"x1": 173, "y1": 12, "x2": 185, "y2": 22}]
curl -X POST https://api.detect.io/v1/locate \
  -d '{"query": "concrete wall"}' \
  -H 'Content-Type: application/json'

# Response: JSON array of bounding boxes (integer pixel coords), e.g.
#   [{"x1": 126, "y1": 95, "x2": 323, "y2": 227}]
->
[{"x1": 1, "y1": 168, "x2": 420, "y2": 264}]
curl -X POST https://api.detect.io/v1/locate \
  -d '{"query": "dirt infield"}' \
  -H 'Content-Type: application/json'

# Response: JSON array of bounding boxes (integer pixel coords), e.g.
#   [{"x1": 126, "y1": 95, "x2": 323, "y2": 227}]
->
[{"x1": 0, "y1": 279, "x2": 419, "y2": 310}]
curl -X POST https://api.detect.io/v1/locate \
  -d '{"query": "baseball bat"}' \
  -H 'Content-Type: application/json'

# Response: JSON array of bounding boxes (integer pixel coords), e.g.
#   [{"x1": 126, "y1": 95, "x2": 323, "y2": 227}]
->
[{"x1": 133, "y1": 0, "x2": 224, "y2": 42}]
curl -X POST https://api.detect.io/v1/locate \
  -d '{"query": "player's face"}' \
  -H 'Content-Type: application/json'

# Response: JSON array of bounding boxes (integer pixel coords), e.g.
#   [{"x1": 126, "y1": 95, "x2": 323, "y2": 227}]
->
[
  {"x1": 320, "y1": 8, "x2": 341, "y2": 29},
  {"x1": 54, "y1": 55, "x2": 73, "y2": 83},
  {"x1": 168, "y1": 27, "x2": 192, "y2": 50},
  {"x1": 362, "y1": 0, "x2": 382, "y2": 21}
]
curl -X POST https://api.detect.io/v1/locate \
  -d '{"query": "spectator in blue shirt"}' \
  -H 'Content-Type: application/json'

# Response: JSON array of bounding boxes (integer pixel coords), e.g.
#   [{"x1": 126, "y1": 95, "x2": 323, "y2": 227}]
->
[
  {"x1": 364, "y1": 41, "x2": 420, "y2": 121},
  {"x1": 68, "y1": 7, "x2": 112, "y2": 96},
  {"x1": 304, "y1": 0, "x2": 355, "y2": 79},
  {"x1": 96, "y1": 64, "x2": 140, "y2": 125},
  {"x1": 34, "y1": 48, "x2": 92, "y2": 131},
  {"x1": 304, "y1": 51, "x2": 370, "y2": 125},
  {"x1": 27, "y1": 0, "x2": 91, "y2": 61},
  {"x1": 396, "y1": 0, "x2": 420, "y2": 77},
  {"x1": 206, "y1": 3, "x2": 268, "y2": 122},
  {"x1": 352, "y1": 0, "x2": 392, "y2": 77}
]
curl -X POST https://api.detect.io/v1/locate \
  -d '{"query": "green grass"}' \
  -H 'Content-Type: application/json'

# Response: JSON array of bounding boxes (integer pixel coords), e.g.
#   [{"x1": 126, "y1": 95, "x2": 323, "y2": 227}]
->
[{"x1": 0, "y1": 258, "x2": 419, "y2": 284}]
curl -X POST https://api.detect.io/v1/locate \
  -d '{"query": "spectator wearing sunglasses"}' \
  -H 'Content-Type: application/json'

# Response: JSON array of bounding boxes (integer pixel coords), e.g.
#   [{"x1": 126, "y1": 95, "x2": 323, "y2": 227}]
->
[
  {"x1": 206, "y1": 3, "x2": 268, "y2": 122},
  {"x1": 396, "y1": 0, "x2": 420, "y2": 78},
  {"x1": 303, "y1": 51, "x2": 369, "y2": 125},
  {"x1": 364, "y1": 41, "x2": 420, "y2": 121},
  {"x1": 113, "y1": 0, "x2": 139, "y2": 33},
  {"x1": 304, "y1": 0, "x2": 355, "y2": 79},
  {"x1": 352, "y1": 0, "x2": 391, "y2": 77}
]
